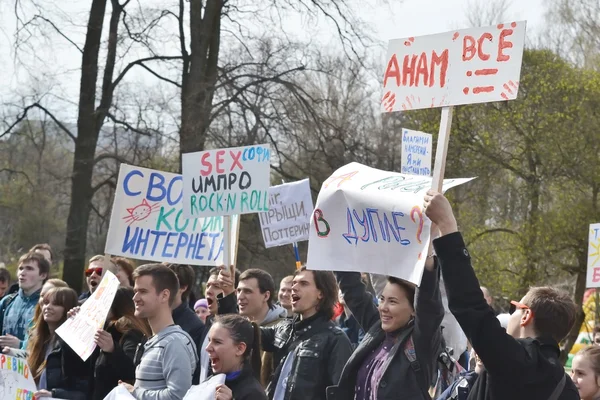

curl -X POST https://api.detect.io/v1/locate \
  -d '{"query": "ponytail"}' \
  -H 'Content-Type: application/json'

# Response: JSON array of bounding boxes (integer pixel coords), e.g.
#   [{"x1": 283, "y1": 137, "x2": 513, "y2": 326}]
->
[{"x1": 214, "y1": 314, "x2": 262, "y2": 378}]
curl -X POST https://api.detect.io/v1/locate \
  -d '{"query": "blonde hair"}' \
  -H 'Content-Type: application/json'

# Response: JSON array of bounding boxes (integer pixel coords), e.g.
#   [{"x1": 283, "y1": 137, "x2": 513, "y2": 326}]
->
[{"x1": 88, "y1": 255, "x2": 117, "y2": 273}]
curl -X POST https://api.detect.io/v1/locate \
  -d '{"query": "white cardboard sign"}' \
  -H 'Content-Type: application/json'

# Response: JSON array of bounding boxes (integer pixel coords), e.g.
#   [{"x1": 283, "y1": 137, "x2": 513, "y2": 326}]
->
[
  {"x1": 57, "y1": 271, "x2": 120, "y2": 361},
  {"x1": 105, "y1": 164, "x2": 239, "y2": 266},
  {"x1": 382, "y1": 21, "x2": 526, "y2": 112},
  {"x1": 401, "y1": 128, "x2": 433, "y2": 176},
  {"x1": 259, "y1": 179, "x2": 314, "y2": 248},
  {"x1": 182, "y1": 145, "x2": 271, "y2": 218},
  {"x1": 307, "y1": 162, "x2": 474, "y2": 285},
  {"x1": 586, "y1": 223, "x2": 600, "y2": 288},
  {"x1": 0, "y1": 355, "x2": 37, "y2": 400}
]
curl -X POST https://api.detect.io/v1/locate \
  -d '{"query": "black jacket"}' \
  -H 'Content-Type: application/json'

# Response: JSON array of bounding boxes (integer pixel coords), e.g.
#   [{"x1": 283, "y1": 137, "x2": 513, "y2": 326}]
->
[
  {"x1": 262, "y1": 311, "x2": 353, "y2": 400},
  {"x1": 91, "y1": 325, "x2": 145, "y2": 400},
  {"x1": 225, "y1": 365, "x2": 268, "y2": 400},
  {"x1": 173, "y1": 300, "x2": 205, "y2": 384},
  {"x1": 327, "y1": 267, "x2": 444, "y2": 400},
  {"x1": 434, "y1": 232, "x2": 579, "y2": 400},
  {"x1": 45, "y1": 338, "x2": 92, "y2": 400}
]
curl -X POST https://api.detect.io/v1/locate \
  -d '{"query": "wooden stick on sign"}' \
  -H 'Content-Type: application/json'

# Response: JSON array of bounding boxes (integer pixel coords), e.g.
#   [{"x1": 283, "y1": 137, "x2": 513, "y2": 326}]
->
[
  {"x1": 103, "y1": 254, "x2": 112, "y2": 272},
  {"x1": 431, "y1": 106, "x2": 454, "y2": 192},
  {"x1": 223, "y1": 215, "x2": 234, "y2": 276},
  {"x1": 281, "y1": 178, "x2": 303, "y2": 270}
]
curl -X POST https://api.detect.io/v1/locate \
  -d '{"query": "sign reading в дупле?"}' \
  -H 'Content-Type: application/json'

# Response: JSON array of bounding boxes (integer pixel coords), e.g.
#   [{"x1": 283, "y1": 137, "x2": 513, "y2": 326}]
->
[{"x1": 307, "y1": 162, "x2": 474, "y2": 285}]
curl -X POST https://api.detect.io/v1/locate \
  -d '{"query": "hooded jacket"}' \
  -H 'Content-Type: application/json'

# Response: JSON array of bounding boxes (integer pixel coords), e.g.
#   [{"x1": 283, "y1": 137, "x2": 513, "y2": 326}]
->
[{"x1": 260, "y1": 304, "x2": 287, "y2": 387}]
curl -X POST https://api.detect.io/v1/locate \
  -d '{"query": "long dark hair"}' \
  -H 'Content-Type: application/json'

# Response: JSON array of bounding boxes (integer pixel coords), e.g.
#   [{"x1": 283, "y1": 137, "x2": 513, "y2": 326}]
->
[
  {"x1": 108, "y1": 286, "x2": 151, "y2": 339},
  {"x1": 27, "y1": 287, "x2": 78, "y2": 383},
  {"x1": 296, "y1": 267, "x2": 338, "y2": 319},
  {"x1": 214, "y1": 314, "x2": 261, "y2": 379}
]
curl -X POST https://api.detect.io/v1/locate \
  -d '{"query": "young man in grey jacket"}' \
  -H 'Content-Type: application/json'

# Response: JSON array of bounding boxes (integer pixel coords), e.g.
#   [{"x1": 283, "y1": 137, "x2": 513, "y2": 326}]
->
[
  {"x1": 120, "y1": 264, "x2": 198, "y2": 400},
  {"x1": 236, "y1": 268, "x2": 288, "y2": 387}
]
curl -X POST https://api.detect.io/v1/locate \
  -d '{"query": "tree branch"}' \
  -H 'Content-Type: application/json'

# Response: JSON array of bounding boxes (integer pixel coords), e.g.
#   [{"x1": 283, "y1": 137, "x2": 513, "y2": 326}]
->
[
  {"x1": 466, "y1": 228, "x2": 521, "y2": 247},
  {"x1": 106, "y1": 112, "x2": 154, "y2": 137},
  {"x1": 93, "y1": 153, "x2": 128, "y2": 166},
  {"x1": 92, "y1": 174, "x2": 117, "y2": 193},
  {"x1": 111, "y1": 55, "x2": 183, "y2": 92},
  {"x1": 1, "y1": 102, "x2": 75, "y2": 142},
  {"x1": 0, "y1": 168, "x2": 34, "y2": 188}
]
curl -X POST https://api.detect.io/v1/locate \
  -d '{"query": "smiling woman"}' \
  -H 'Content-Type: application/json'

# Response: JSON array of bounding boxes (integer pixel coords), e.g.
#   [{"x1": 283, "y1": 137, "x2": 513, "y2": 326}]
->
[
  {"x1": 23, "y1": 287, "x2": 90, "y2": 400},
  {"x1": 328, "y1": 245, "x2": 444, "y2": 400}
]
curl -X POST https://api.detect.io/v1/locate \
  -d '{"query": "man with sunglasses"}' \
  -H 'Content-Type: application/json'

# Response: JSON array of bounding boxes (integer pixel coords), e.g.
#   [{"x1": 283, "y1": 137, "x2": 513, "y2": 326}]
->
[
  {"x1": 424, "y1": 191, "x2": 579, "y2": 400},
  {"x1": 79, "y1": 255, "x2": 118, "y2": 303}
]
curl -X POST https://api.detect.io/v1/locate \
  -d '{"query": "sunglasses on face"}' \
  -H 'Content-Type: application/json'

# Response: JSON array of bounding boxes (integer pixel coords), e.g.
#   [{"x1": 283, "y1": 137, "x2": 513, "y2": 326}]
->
[
  {"x1": 85, "y1": 267, "x2": 103, "y2": 277},
  {"x1": 509, "y1": 300, "x2": 532, "y2": 315}
]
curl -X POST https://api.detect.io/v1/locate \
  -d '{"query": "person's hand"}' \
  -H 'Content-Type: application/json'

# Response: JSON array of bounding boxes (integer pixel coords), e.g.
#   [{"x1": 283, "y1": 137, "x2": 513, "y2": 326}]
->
[
  {"x1": 423, "y1": 190, "x2": 458, "y2": 236},
  {"x1": 34, "y1": 389, "x2": 52, "y2": 398},
  {"x1": 67, "y1": 306, "x2": 81, "y2": 319},
  {"x1": 95, "y1": 329, "x2": 115, "y2": 353},
  {"x1": 217, "y1": 265, "x2": 235, "y2": 296},
  {"x1": 2, "y1": 346, "x2": 10, "y2": 354},
  {"x1": 215, "y1": 384, "x2": 233, "y2": 400},
  {"x1": 119, "y1": 381, "x2": 135, "y2": 393},
  {"x1": 0, "y1": 334, "x2": 20, "y2": 349}
]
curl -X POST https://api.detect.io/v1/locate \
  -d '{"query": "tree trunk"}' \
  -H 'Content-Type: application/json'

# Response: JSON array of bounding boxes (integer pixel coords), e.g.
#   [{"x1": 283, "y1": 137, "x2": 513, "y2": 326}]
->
[
  {"x1": 63, "y1": 0, "x2": 108, "y2": 292},
  {"x1": 63, "y1": 0, "x2": 122, "y2": 292},
  {"x1": 560, "y1": 255, "x2": 587, "y2": 363},
  {"x1": 179, "y1": 0, "x2": 223, "y2": 164}
]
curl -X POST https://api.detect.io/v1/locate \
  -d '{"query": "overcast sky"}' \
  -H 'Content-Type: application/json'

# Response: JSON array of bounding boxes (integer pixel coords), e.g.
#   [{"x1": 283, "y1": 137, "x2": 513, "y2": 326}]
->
[{"x1": 0, "y1": 0, "x2": 546, "y2": 123}]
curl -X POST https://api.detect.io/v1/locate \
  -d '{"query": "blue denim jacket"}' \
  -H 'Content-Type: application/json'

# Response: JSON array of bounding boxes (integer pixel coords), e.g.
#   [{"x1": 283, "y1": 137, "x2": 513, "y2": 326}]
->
[{"x1": 0, "y1": 288, "x2": 41, "y2": 347}]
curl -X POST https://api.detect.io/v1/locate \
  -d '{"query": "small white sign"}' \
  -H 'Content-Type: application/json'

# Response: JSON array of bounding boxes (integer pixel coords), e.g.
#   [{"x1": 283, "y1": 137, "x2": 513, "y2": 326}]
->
[
  {"x1": 401, "y1": 129, "x2": 432, "y2": 176},
  {"x1": 57, "y1": 271, "x2": 120, "y2": 361},
  {"x1": 259, "y1": 179, "x2": 314, "y2": 248}
]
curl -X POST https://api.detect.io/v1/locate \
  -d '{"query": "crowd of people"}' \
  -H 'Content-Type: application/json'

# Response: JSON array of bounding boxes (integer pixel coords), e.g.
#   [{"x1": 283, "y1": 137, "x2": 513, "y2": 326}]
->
[{"x1": 0, "y1": 191, "x2": 596, "y2": 399}]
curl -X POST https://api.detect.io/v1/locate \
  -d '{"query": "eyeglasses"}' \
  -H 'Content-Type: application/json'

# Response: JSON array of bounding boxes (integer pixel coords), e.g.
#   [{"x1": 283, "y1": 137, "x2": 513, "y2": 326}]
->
[
  {"x1": 509, "y1": 300, "x2": 532, "y2": 315},
  {"x1": 85, "y1": 267, "x2": 103, "y2": 277}
]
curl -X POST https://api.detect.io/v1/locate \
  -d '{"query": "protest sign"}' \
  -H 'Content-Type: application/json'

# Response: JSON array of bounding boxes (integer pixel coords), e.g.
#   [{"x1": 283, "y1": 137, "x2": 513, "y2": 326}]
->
[
  {"x1": 105, "y1": 164, "x2": 239, "y2": 266},
  {"x1": 57, "y1": 271, "x2": 119, "y2": 361},
  {"x1": 0, "y1": 355, "x2": 36, "y2": 400},
  {"x1": 401, "y1": 129, "x2": 432, "y2": 176},
  {"x1": 586, "y1": 223, "x2": 600, "y2": 288},
  {"x1": 382, "y1": 21, "x2": 527, "y2": 112},
  {"x1": 307, "y1": 162, "x2": 474, "y2": 285},
  {"x1": 259, "y1": 179, "x2": 314, "y2": 248},
  {"x1": 183, "y1": 374, "x2": 226, "y2": 400},
  {"x1": 182, "y1": 145, "x2": 271, "y2": 218},
  {"x1": 103, "y1": 385, "x2": 135, "y2": 400}
]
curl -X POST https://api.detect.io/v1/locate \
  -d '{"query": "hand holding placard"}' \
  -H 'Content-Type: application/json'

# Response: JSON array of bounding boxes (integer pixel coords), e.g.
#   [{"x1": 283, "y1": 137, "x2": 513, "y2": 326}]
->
[
  {"x1": 217, "y1": 265, "x2": 235, "y2": 296},
  {"x1": 423, "y1": 190, "x2": 458, "y2": 236}
]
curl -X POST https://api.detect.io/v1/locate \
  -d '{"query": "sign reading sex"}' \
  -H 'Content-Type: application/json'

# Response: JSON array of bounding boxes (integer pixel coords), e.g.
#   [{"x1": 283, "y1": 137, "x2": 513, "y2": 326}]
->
[
  {"x1": 382, "y1": 21, "x2": 526, "y2": 112},
  {"x1": 182, "y1": 145, "x2": 271, "y2": 218}
]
